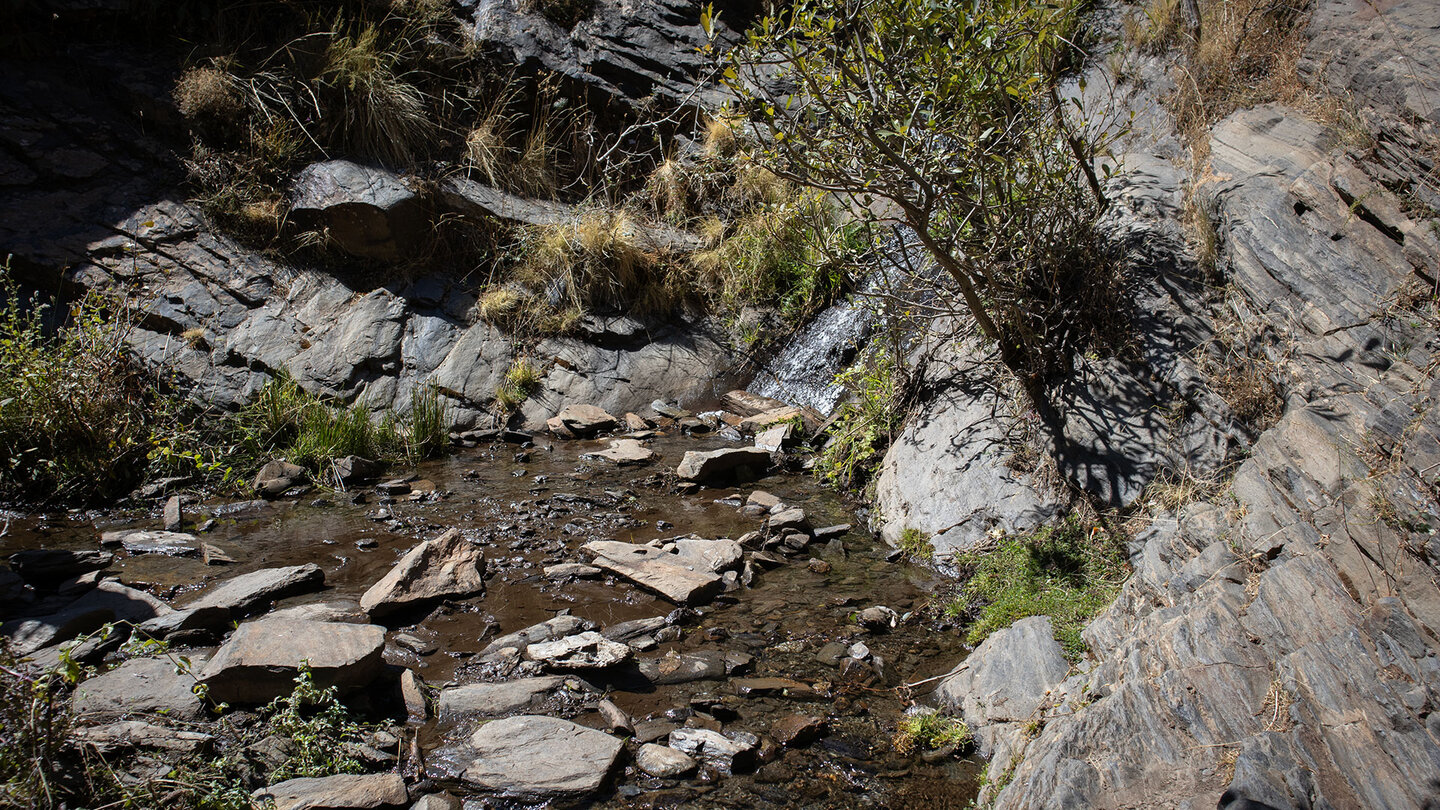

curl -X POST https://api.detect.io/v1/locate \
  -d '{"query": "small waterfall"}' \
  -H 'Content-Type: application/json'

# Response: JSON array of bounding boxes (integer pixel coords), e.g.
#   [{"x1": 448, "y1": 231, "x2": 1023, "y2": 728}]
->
[{"x1": 747, "y1": 285, "x2": 879, "y2": 416}]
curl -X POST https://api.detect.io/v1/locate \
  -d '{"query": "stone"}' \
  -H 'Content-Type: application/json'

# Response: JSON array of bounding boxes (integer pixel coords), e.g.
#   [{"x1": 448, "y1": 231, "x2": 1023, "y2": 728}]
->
[
  {"x1": 754, "y1": 423, "x2": 794, "y2": 452},
  {"x1": 101, "y1": 529, "x2": 198, "y2": 556},
  {"x1": 135, "y1": 605, "x2": 232, "y2": 641},
  {"x1": 771, "y1": 715, "x2": 826, "y2": 747},
  {"x1": 0, "y1": 568, "x2": 32, "y2": 610},
  {"x1": 547, "y1": 404, "x2": 619, "y2": 438},
  {"x1": 255, "y1": 773, "x2": 409, "y2": 810},
  {"x1": 747, "y1": 490, "x2": 782, "y2": 510},
  {"x1": 596, "y1": 697, "x2": 632, "y2": 734},
  {"x1": 580, "y1": 438, "x2": 655, "y2": 466},
  {"x1": 855, "y1": 606, "x2": 899, "y2": 632},
  {"x1": 183, "y1": 564, "x2": 325, "y2": 615},
  {"x1": 675, "y1": 447, "x2": 772, "y2": 482},
  {"x1": 197, "y1": 618, "x2": 386, "y2": 704},
  {"x1": 360, "y1": 529, "x2": 485, "y2": 617},
  {"x1": 525, "y1": 631, "x2": 632, "y2": 670},
  {"x1": 74, "y1": 720, "x2": 211, "y2": 756},
  {"x1": 624, "y1": 412, "x2": 653, "y2": 431},
  {"x1": 671, "y1": 538, "x2": 744, "y2": 574},
  {"x1": 668, "y1": 727, "x2": 759, "y2": 775},
  {"x1": 2, "y1": 581, "x2": 172, "y2": 654},
  {"x1": 375, "y1": 479, "x2": 411, "y2": 496},
  {"x1": 335, "y1": 456, "x2": 384, "y2": 486},
  {"x1": 768, "y1": 508, "x2": 810, "y2": 533},
  {"x1": 436, "y1": 676, "x2": 573, "y2": 719},
  {"x1": 400, "y1": 669, "x2": 428, "y2": 722},
  {"x1": 409, "y1": 795, "x2": 460, "y2": 810},
  {"x1": 636, "y1": 651, "x2": 728, "y2": 685},
  {"x1": 732, "y1": 677, "x2": 818, "y2": 699},
  {"x1": 636, "y1": 743, "x2": 697, "y2": 778},
  {"x1": 202, "y1": 543, "x2": 236, "y2": 565},
  {"x1": 543, "y1": 562, "x2": 602, "y2": 580},
  {"x1": 290, "y1": 160, "x2": 426, "y2": 261},
  {"x1": 600, "y1": 615, "x2": 669, "y2": 643},
  {"x1": 72, "y1": 655, "x2": 209, "y2": 721},
  {"x1": 722, "y1": 390, "x2": 789, "y2": 417},
  {"x1": 163, "y1": 496, "x2": 183, "y2": 531},
  {"x1": 479, "y1": 616, "x2": 593, "y2": 659},
  {"x1": 8, "y1": 548, "x2": 112, "y2": 586},
  {"x1": 266, "y1": 600, "x2": 370, "y2": 624},
  {"x1": 254, "y1": 460, "x2": 306, "y2": 497},
  {"x1": 936, "y1": 616, "x2": 1071, "y2": 754},
  {"x1": 582, "y1": 540, "x2": 723, "y2": 605},
  {"x1": 461, "y1": 715, "x2": 623, "y2": 800}
]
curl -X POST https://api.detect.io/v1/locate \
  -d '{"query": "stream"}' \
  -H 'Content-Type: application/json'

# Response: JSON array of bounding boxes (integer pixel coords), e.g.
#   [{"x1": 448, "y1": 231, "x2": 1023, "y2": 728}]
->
[{"x1": 1, "y1": 430, "x2": 981, "y2": 808}]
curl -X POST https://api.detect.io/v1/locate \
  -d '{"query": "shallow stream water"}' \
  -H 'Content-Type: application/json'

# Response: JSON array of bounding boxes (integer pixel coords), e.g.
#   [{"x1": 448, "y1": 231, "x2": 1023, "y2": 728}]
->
[{"x1": 1, "y1": 431, "x2": 981, "y2": 808}]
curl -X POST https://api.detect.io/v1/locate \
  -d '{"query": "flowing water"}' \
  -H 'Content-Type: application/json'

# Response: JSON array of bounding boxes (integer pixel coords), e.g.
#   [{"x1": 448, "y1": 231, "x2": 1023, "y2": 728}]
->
[{"x1": 0, "y1": 431, "x2": 980, "y2": 808}]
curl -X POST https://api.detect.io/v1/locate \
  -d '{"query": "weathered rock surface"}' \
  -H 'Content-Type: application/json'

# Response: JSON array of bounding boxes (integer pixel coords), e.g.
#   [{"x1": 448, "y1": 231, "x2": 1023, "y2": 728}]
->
[
  {"x1": 582, "y1": 540, "x2": 723, "y2": 605},
  {"x1": 579, "y1": 438, "x2": 655, "y2": 465},
  {"x1": 360, "y1": 529, "x2": 485, "y2": 617},
  {"x1": 636, "y1": 743, "x2": 697, "y2": 778},
  {"x1": 636, "y1": 650, "x2": 729, "y2": 685},
  {"x1": 525, "y1": 630, "x2": 632, "y2": 670},
  {"x1": 72, "y1": 655, "x2": 208, "y2": 722},
  {"x1": 183, "y1": 564, "x2": 325, "y2": 615},
  {"x1": 667, "y1": 727, "x2": 758, "y2": 775},
  {"x1": 74, "y1": 720, "x2": 211, "y2": 755},
  {"x1": 254, "y1": 460, "x2": 307, "y2": 497},
  {"x1": 8, "y1": 549, "x2": 112, "y2": 586},
  {"x1": 197, "y1": 618, "x2": 385, "y2": 704},
  {"x1": 546, "y1": 404, "x2": 619, "y2": 438},
  {"x1": 479, "y1": 615, "x2": 593, "y2": 659},
  {"x1": 100, "y1": 529, "x2": 198, "y2": 556},
  {"x1": 289, "y1": 161, "x2": 425, "y2": 261},
  {"x1": 255, "y1": 773, "x2": 409, "y2": 810},
  {"x1": 460, "y1": 715, "x2": 623, "y2": 800},
  {"x1": 936, "y1": 616, "x2": 1068, "y2": 756},
  {"x1": 2, "y1": 581, "x2": 172, "y2": 654},
  {"x1": 437, "y1": 676, "x2": 574, "y2": 719},
  {"x1": 675, "y1": 447, "x2": 772, "y2": 482},
  {"x1": 670, "y1": 537, "x2": 743, "y2": 574}
]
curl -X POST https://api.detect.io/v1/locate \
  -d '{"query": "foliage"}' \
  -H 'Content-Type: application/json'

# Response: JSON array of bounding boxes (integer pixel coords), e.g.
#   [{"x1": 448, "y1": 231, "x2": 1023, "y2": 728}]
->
[
  {"x1": 495, "y1": 357, "x2": 544, "y2": 413},
  {"x1": 0, "y1": 643, "x2": 75, "y2": 807},
  {"x1": 0, "y1": 270, "x2": 159, "y2": 505},
  {"x1": 403, "y1": 383, "x2": 450, "y2": 463},
  {"x1": 715, "y1": 0, "x2": 1123, "y2": 395},
  {"x1": 894, "y1": 713, "x2": 972, "y2": 756},
  {"x1": 898, "y1": 527, "x2": 934, "y2": 561},
  {"x1": 261, "y1": 664, "x2": 365, "y2": 781},
  {"x1": 815, "y1": 346, "x2": 909, "y2": 491},
  {"x1": 316, "y1": 19, "x2": 437, "y2": 166},
  {"x1": 946, "y1": 517, "x2": 1128, "y2": 661}
]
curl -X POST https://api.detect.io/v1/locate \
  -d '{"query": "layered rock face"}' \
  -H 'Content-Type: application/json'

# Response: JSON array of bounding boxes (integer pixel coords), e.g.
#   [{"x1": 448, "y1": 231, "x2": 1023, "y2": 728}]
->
[{"x1": 941, "y1": 2, "x2": 1440, "y2": 805}]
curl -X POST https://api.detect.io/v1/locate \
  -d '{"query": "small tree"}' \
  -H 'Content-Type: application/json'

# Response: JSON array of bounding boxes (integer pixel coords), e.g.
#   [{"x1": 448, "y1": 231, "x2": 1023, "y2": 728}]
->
[{"x1": 709, "y1": 0, "x2": 1121, "y2": 405}]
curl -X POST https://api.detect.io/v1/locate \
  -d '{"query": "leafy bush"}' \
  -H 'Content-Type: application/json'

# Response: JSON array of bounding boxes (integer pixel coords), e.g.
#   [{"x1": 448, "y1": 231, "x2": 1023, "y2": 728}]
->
[
  {"x1": 0, "y1": 272, "x2": 159, "y2": 505},
  {"x1": 261, "y1": 664, "x2": 365, "y2": 781},
  {"x1": 815, "y1": 347, "x2": 909, "y2": 492},
  {"x1": 946, "y1": 517, "x2": 1129, "y2": 661}
]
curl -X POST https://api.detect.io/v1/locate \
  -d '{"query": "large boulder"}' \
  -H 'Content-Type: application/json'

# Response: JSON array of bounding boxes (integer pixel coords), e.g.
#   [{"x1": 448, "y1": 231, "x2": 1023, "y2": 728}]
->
[
  {"x1": 183, "y1": 564, "x2": 325, "y2": 616},
  {"x1": 359, "y1": 529, "x2": 485, "y2": 618},
  {"x1": 460, "y1": 715, "x2": 623, "y2": 800},
  {"x1": 197, "y1": 618, "x2": 386, "y2": 704},
  {"x1": 582, "y1": 540, "x2": 723, "y2": 605},
  {"x1": 254, "y1": 773, "x2": 409, "y2": 810},
  {"x1": 936, "y1": 616, "x2": 1069, "y2": 754},
  {"x1": 289, "y1": 160, "x2": 427, "y2": 261},
  {"x1": 72, "y1": 655, "x2": 208, "y2": 722},
  {"x1": 674, "y1": 447, "x2": 772, "y2": 482}
]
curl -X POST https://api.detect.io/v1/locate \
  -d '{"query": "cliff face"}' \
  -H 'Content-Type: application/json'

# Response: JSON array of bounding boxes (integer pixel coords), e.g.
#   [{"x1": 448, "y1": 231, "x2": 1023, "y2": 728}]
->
[{"x1": 920, "y1": 2, "x2": 1440, "y2": 806}]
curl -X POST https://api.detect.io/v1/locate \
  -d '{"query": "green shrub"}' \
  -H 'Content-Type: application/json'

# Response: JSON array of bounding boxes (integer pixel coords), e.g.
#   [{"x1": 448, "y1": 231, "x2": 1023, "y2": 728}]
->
[
  {"x1": 262, "y1": 664, "x2": 365, "y2": 781},
  {"x1": 947, "y1": 517, "x2": 1129, "y2": 661},
  {"x1": 815, "y1": 347, "x2": 908, "y2": 492},
  {"x1": 402, "y1": 383, "x2": 449, "y2": 463}
]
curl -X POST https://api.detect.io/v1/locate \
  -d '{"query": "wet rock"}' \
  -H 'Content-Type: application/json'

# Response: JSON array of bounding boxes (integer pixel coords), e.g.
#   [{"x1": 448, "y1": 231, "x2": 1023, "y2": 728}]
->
[
  {"x1": 807, "y1": 559, "x2": 831, "y2": 574},
  {"x1": 651, "y1": 400, "x2": 691, "y2": 420},
  {"x1": 525, "y1": 631, "x2": 632, "y2": 670},
  {"x1": 675, "y1": 447, "x2": 772, "y2": 482},
  {"x1": 732, "y1": 678, "x2": 818, "y2": 699},
  {"x1": 813, "y1": 524, "x2": 851, "y2": 541},
  {"x1": 583, "y1": 540, "x2": 723, "y2": 605},
  {"x1": 8, "y1": 548, "x2": 112, "y2": 586},
  {"x1": 360, "y1": 529, "x2": 485, "y2": 618},
  {"x1": 460, "y1": 715, "x2": 624, "y2": 800},
  {"x1": 289, "y1": 160, "x2": 426, "y2": 261},
  {"x1": 72, "y1": 655, "x2": 209, "y2": 721},
  {"x1": 73, "y1": 720, "x2": 211, "y2": 756},
  {"x1": 768, "y1": 508, "x2": 810, "y2": 534},
  {"x1": 671, "y1": 538, "x2": 744, "y2": 574},
  {"x1": 815, "y1": 641, "x2": 848, "y2": 666},
  {"x1": 637, "y1": 743, "x2": 697, "y2": 778},
  {"x1": 254, "y1": 460, "x2": 306, "y2": 498},
  {"x1": 637, "y1": 651, "x2": 728, "y2": 685},
  {"x1": 437, "y1": 676, "x2": 574, "y2": 719},
  {"x1": 266, "y1": 600, "x2": 370, "y2": 624},
  {"x1": 375, "y1": 480, "x2": 411, "y2": 496},
  {"x1": 722, "y1": 390, "x2": 788, "y2": 417},
  {"x1": 135, "y1": 605, "x2": 232, "y2": 641},
  {"x1": 624, "y1": 412, "x2": 654, "y2": 431},
  {"x1": 163, "y1": 496, "x2": 184, "y2": 531},
  {"x1": 597, "y1": 698, "x2": 633, "y2": 734},
  {"x1": 409, "y1": 794, "x2": 460, "y2": 810},
  {"x1": 580, "y1": 438, "x2": 655, "y2": 466},
  {"x1": 400, "y1": 669, "x2": 428, "y2": 722},
  {"x1": 746, "y1": 490, "x2": 782, "y2": 511},
  {"x1": 855, "y1": 606, "x2": 899, "y2": 632},
  {"x1": 198, "y1": 618, "x2": 386, "y2": 704},
  {"x1": 601, "y1": 615, "x2": 669, "y2": 644},
  {"x1": 184, "y1": 563, "x2": 325, "y2": 616},
  {"x1": 544, "y1": 562, "x2": 603, "y2": 580},
  {"x1": 738, "y1": 407, "x2": 805, "y2": 434},
  {"x1": 771, "y1": 715, "x2": 826, "y2": 747},
  {"x1": 202, "y1": 543, "x2": 236, "y2": 565},
  {"x1": 668, "y1": 728, "x2": 759, "y2": 775},
  {"x1": 754, "y1": 423, "x2": 794, "y2": 452},
  {"x1": 135, "y1": 476, "x2": 193, "y2": 500},
  {"x1": 335, "y1": 456, "x2": 384, "y2": 486},
  {"x1": 479, "y1": 616, "x2": 593, "y2": 659},
  {"x1": 547, "y1": 404, "x2": 619, "y2": 438},
  {"x1": 101, "y1": 529, "x2": 198, "y2": 556},
  {"x1": 254, "y1": 772, "x2": 409, "y2": 810}
]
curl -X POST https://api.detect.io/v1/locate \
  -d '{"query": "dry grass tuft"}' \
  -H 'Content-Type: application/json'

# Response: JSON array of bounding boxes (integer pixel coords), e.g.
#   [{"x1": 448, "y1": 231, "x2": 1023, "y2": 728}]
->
[
  {"x1": 174, "y1": 65, "x2": 246, "y2": 122},
  {"x1": 703, "y1": 114, "x2": 742, "y2": 157}
]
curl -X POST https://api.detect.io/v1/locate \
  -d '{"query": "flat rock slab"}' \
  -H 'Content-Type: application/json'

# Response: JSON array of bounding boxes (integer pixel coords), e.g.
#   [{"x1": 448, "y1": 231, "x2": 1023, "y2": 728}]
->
[
  {"x1": 72, "y1": 655, "x2": 208, "y2": 721},
  {"x1": 74, "y1": 720, "x2": 211, "y2": 755},
  {"x1": 255, "y1": 773, "x2": 409, "y2": 810},
  {"x1": 582, "y1": 540, "x2": 722, "y2": 605},
  {"x1": 637, "y1": 651, "x2": 729, "y2": 685},
  {"x1": 675, "y1": 447, "x2": 772, "y2": 482},
  {"x1": 8, "y1": 548, "x2": 112, "y2": 586},
  {"x1": 198, "y1": 618, "x2": 385, "y2": 704},
  {"x1": 360, "y1": 529, "x2": 485, "y2": 617},
  {"x1": 525, "y1": 631, "x2": 632, "y2": 670},
  {"x1": 480, "y1": 615, "x2": 592, "y2": 659},
  {"x1": 580, "y1": 438, "x2": 655, "y2": 466},
  {"x1": 101, "y1": 530, "x2": 199, "y2": 556},
  {"x1": 771, "y1": 714, "x2": 827, "y2": 747},
  {"x1": 184, "y1": 563, "x2": 325, "y2": 615},
  {"x1": 936, "y1": 615, "x2": 1068, "y2": 728},
  {"x1": 671, "y1": 538, "x2": 743, "y2": 574},
  {"x1": 437, "y1": 676, "x2": 572, "y2": 719},
  {"x1": 732, "y1": 677, "x2": 818, "y2": 699},
  {"x1": 462, "y1": 715, "x2": 623, "y2": 800},
  {"x1": 543, "y1": 562, "x2": 602, "y2": 580},
  {"x1": 2, "y1": 581, "x2": 172, "y2": 654}
]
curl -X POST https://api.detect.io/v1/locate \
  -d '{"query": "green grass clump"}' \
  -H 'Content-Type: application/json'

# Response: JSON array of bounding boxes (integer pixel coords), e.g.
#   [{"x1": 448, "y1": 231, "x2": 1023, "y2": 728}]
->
[
  {"x1": 495, "y1": 358, "x2": 543, "y2": 413},
  {"x1": 947, "y1": 517, "x2": 1129, "y2": 661},
  {"x1": 898, "y1": 527, "x2": 934, "y2": 561},
  {"x1": 894, "y1": 713, "x2": 972, "y2": 756},
  {"x1": 815, "y1": 348, "x2": 908, "y2": 492}
]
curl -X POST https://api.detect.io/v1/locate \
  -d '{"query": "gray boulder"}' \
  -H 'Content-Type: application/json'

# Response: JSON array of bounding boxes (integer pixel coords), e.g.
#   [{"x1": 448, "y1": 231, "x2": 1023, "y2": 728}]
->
[
  {"x1": 460, "y1": 715, "x2": 623, "y2": 800},
  {"x1": 675, "y1": 447, "x2": 772, "y2": 482},
  {"x1": 254, "y1": 773, "x2": 409, "y2": 810},
  {"x1": 8, "y1": 549, "x2": 112, "y2": 586},
  {"x1": 436, "y1": 676, "x2": 575, "y2": 719},
  {"x1": 667, "y1": 727, "x2": 759, "y2": 774},
  {"x1": 935, "y1": 616, "x2": 1069, "y2": 755},
  {"x1": 636, "y1": 743, "x2": 697, "y2": 778},
  {"x1": 360, "y1": 529, "x2": 485, "y2": 617},
  {"x1": 582, "y1": 540, "x2": 723, "y2": 605},
  {"x1": 183, "y1": 563, "x2": 325, "y2": 616},
  {"x1": 289, "y1": 160, "x2": 426, "y2": 261},
  {"x1": 72, "y1": 655, "x2": 208, "y2": 722},
  {"x1": 197, "y1": 618, "x2": 386, "y2": 704}
]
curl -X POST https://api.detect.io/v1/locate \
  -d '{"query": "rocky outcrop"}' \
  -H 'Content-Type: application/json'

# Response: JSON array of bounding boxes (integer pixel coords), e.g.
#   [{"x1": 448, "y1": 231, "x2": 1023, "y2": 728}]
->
[{"x1": 289, "y1": 161, "x2": 427, "y2": 261}]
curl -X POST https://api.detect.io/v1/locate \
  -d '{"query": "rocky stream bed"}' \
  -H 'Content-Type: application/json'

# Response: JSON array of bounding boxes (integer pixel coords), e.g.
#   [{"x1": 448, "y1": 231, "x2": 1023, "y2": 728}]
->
[{"x1": 0, "y1": 410, "x2": 982, "y2": 809}]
